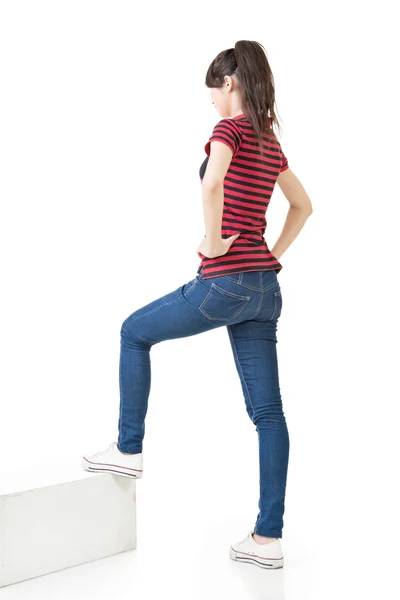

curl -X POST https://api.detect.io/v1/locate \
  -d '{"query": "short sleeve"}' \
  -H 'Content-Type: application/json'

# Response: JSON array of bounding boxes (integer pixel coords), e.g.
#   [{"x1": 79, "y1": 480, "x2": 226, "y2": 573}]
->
[
  {"x1": 204, "y1": 118, "x2": 241, "y2": 158},
  {"x1": 280, "y1": 149, "x2": 289, "y2": 172}
]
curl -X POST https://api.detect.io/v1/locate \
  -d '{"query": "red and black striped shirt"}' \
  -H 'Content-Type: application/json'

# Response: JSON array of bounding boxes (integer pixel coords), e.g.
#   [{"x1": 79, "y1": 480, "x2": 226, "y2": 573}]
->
[{"x1": 198, "y1": 112, "x2": 289, "y2": 279}]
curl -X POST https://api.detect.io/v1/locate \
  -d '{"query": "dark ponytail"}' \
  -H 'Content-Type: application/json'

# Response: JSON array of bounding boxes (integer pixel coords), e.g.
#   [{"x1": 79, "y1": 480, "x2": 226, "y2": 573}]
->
[{"x1": 205, "y1": 40, "x2": 283, "y2": 156}]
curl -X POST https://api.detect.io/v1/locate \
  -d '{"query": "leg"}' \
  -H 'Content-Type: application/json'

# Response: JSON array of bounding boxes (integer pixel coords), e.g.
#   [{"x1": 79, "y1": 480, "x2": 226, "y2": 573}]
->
[
  {"x1": 227, "y1": 317, "x2": 290, "y2": 539},
  {"x1": 117, "y1": 276, "x2": 229, "y2": 453}
]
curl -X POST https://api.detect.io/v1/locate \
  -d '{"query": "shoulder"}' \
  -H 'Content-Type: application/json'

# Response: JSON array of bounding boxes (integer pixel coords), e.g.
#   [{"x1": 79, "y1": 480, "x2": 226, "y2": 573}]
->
[{"x1": 205, "y1": 118, "x2": 242, "y2": 157}]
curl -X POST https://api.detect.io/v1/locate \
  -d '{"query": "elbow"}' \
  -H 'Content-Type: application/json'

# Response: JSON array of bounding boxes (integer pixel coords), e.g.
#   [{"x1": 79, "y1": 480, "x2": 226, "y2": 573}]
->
[
  {"x1": 201, "y1": 177, "x2": 224, "y2": 190},
  {"x1": 290, "y1": 202, "x2": 313, "y2": 215}
]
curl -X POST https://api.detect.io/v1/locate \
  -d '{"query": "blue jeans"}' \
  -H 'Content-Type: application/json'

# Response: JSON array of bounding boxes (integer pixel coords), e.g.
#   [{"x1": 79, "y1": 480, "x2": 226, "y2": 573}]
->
[{"x1": 118, "y1": 268, "x2": 290, "y2": 538}]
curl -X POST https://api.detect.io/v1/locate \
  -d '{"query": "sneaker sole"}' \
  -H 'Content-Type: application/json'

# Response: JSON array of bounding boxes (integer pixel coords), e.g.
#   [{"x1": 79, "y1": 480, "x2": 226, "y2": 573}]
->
[
  {"x1": 81, "y1": 457, "x2": 142, "y2": 479},
  {"x1": 229, "y1": 547, "x2": 284, "y2": 569}
]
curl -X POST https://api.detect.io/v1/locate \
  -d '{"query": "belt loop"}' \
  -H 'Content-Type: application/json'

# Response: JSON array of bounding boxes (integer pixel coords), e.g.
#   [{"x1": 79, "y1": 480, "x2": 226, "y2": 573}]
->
[{"x1": 237, "y1": 272, "x2": 243, "y2": 284}]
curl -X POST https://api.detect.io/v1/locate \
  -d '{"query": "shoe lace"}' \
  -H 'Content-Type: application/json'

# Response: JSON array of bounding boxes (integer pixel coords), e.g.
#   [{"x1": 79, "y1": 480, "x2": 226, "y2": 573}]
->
[{"x1": 94, "y1": 441, "x2": 117, "y2": 458}]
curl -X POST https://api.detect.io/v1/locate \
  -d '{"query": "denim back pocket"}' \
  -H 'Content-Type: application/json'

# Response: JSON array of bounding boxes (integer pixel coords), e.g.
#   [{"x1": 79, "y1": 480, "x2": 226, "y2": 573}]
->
[{"x1": 199, "y1": 283, "x2": 251, "y2": 322}]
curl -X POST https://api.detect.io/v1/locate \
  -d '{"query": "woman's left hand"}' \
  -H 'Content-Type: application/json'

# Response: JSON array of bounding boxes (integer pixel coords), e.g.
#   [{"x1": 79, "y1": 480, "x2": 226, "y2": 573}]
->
[{"x1": 197, "y1": 233, "x2": 240, "y2": 259}]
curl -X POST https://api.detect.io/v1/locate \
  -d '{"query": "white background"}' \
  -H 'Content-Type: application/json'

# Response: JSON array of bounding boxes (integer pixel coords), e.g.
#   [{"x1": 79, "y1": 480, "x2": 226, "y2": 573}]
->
[{"x1": 1, "y1": 0, "x2": 399, "y2": 598}]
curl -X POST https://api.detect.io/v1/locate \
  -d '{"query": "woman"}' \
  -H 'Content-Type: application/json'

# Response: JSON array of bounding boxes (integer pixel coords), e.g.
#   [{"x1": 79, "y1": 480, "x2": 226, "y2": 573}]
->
[{"x1": 81, "y1": 40, "x2": 313, "y2": 570}]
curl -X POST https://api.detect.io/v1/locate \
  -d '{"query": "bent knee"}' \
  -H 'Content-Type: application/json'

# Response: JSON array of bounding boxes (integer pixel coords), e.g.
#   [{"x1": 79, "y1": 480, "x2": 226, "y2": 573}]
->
[{"x1": 120, "y1": 315, "x2": 154, "y2": 347}]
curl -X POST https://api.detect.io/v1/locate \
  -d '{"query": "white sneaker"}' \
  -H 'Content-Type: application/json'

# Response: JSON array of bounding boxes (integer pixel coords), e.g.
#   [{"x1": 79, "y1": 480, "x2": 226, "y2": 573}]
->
[
  {"x1": 230, "y1": 531, "x2": 284, "y2": 569},
  {"x1": 81, "y1": 441, "x2": 143, "y2": 479}
]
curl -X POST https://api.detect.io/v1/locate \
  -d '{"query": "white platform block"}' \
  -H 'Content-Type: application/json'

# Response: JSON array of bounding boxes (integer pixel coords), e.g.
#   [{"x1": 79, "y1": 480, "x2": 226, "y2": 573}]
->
[{"x1": 0, "y1": 465, "x2": 137, "y2": 587}]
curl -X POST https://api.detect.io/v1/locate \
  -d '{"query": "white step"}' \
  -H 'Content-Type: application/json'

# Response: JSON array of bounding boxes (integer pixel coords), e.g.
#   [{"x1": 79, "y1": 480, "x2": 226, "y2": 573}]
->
[{"x1": 0, "y1": 465, "x2": 137, "y2": 588}]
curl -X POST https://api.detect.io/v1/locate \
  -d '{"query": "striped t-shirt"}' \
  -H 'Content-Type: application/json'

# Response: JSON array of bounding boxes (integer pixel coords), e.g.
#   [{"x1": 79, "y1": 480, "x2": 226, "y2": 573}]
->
[{"x1": 197, "y1": 112, "x2": 289, "y2": 279}]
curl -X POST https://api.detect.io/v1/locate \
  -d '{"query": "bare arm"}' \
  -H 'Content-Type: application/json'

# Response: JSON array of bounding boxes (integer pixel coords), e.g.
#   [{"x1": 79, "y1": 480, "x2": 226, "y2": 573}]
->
[
  {"x1": 199, "y1": 141, "x2": 240, "y2": 256},
  {"x1": 270, "y1": 168, "x2": 313, "y2": 260}
]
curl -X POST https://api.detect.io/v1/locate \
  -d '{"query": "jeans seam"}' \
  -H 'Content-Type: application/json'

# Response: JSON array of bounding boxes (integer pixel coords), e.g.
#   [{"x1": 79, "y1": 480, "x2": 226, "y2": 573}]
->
[
  {"x1": 121, "y1": 327, "x2": 155, "y2": 346},
  {"x1": 263, "y1": 281, "x2": 279, "y2": 293},
  {"x1": 227, "y1": 325, "x2": 255, "y2": 421},
  {"x1": 121, "y1": 292, "x2": 186, "y2": 343},
  {"x1": 222, "y1": 274, "x2": 242, "y2": 284},
  {"x1": 209, "y1": 282, "x2": 251, "y2": 301},
  {"x1": 270, "y1": 290, "x2": 282, "y2": 321},
  {"x1": 250, "y1": 273, "x2": 264, "y2": 320},
  {"x1": 122, "y1": 292, "x2": 184, "y2": 332},
  {"x1": 185, "y1": 279, "x2": 197, "y2": 298}
]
